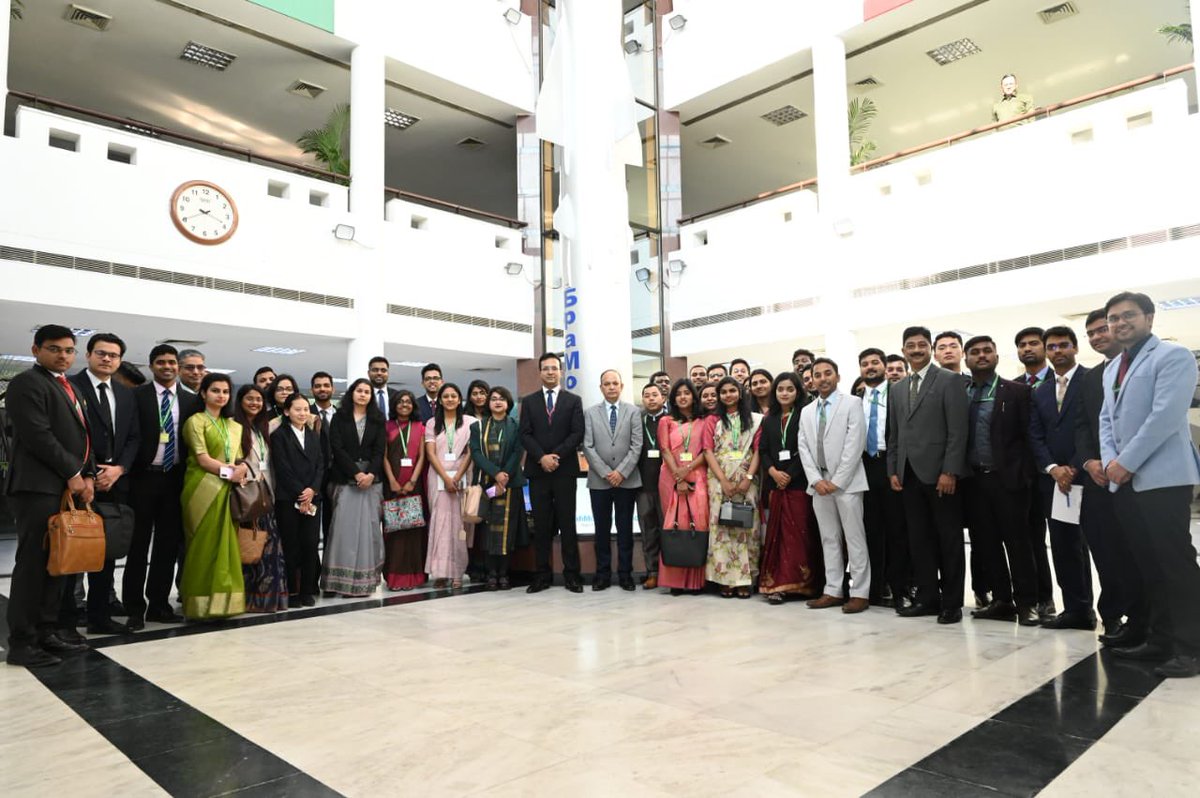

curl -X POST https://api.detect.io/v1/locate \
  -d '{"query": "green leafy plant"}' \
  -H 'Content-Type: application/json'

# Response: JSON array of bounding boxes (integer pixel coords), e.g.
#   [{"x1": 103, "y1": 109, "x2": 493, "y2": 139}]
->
[
  {"x1": 11, "y1": 0, "x2": 24, "y2": 20},
  {"x1": 848, "y1": 96, "x2": 878, "y2": 167},
  {"x1": 296, "y1": 103, "x2": 350, "y2": 176},
  {"x1": 1159, "y1": 3, "x2": 1193, "y2": 44}
]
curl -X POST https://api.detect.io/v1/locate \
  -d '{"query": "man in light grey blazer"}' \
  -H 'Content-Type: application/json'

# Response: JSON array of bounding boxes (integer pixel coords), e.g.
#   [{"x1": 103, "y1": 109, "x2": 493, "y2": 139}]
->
[
  {"x1": 1099, "y1": 291, "x2": 1200, "y2": 679},
  {"x1": 799, "y1": 359, "x2": 871, "y2": 614},
  {"x1": 887, "y1": 325, "x2": 970, "y2": 624},
  {"x1": 583, "y1": 370, "x2": 644, "y2": 591}
]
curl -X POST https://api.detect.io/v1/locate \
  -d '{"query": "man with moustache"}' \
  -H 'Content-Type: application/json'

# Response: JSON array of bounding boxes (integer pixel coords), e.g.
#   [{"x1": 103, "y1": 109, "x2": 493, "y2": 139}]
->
[
  {"x1": 793, "y1": 348, "x2": 816, "y2": 374},
  {"x1": 309, "y1": 371, "x2": 337, "y2": 553},
  {"x1": 1014, "y1": 326, "x2": 1056, "y2": 619},
  {"x1": 858, "y1": 347, "x2": 908, "y2": 608},
  {"x1": 253, "y1": 366, "x2": 277, "y2": 392},
  {"x1": 689, "y1": 364, "x2": 708, "y2": 389},
  {"x1": 177, "y1": 349, "x2": 206, "y2": 395},
  {"x1": 636, "y1": 383, "x2": 668, "y2": 589}
]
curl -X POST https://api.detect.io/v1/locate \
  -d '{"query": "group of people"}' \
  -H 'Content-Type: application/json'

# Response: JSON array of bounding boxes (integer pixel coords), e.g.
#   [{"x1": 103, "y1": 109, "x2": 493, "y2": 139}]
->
[{"x1": 5, "y1": 289, "x2": 1199, "y2": 680}]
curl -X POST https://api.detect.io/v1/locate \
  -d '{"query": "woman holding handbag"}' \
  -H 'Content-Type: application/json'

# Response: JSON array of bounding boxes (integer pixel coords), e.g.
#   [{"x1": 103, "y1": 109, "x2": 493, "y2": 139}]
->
[
  {"x1": 703, "y1": 377, "x2": 763, "y2": 598},
  {"x1": 658, "y1": 379, "x2": 710, "y2": 596},
  {"x1": 322, "y1": 378, "x2": 386, "y2": 598},
  {"x1": 233, "y1": 385, "x2": 287, "y2": 613},
  {"x1": 424, "y1": 383, "x2": 477, "y2": 589},
  {"x1": 468, "y1": 386, "x2": 528, "y2": 590},
  {"x1": 180, "y1": 373, "x2": 247, "y2": 619},
  {"x1": 271, "y1": 393, "x2": 325, "y2": 607},
  {"x1": 382, "y1": 390, "x2": 428, "y2": 591}
]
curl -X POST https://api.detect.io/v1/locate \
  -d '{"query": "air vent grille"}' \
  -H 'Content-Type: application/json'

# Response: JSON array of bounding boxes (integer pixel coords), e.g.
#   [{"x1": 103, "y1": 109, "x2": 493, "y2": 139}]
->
[
  {"x1": 456, "y1": 137, "x2": 487, "y2": 151},
  {"x1": 1037, "y1": 2, "x2": 1079, "y2": 24},
  {"x1": 673, "y1": 297, "x2": 818, "y2": 332},
  {"x1": 286, "y1": 80, "x2": 327, "y2": 99},
  {"x1": 65, "y1": 4, "x2": 112, "y2": 32},
  {"x1": 698, "y1": 135, "x2": 731, "y2": 149},
  {"x1": 761, "y1": 105, "x2": 808, "y2": 126},
  {"x1": 852, "y1": 76, "x2": 883, "y2": 92},
  {"x1": 386, "y1": 304, "x2": 533, "y2": 334}
]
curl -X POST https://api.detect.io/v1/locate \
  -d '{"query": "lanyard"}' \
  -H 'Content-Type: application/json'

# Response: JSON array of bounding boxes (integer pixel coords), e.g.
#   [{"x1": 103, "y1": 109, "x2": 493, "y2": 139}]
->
[
  {"x1": 780, "y1": 410, "x2": 794, "y2": 441},
  {"x1": 644, "y1": 415, "x2": 659, "y2": 448},
  {"x1": 967, "y1": 375, "x2": 999, "y2": 403},
  {"x1": 206, "y1": 412, "x2": 231, "y2": 462},
  {"x1": 682, "y1": 420, "x2": 694, "y2": 452},
  {"x1": 158, "y1": 390, "x2": 175, "y2": 432},
  {"x1": 253, "y1": 430, "x2": 266, "y2": 463},
  {"x1": 446, "y1": 417, "x2": 457, "y2": 451},
  {"x1": 397, "y1": 421, "x2": 410, "y2": 455}
]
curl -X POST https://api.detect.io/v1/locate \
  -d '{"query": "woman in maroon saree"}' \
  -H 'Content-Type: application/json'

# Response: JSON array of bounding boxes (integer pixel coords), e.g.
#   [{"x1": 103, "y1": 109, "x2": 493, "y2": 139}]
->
[{"x1": 382, "y1": 391, "x2": 428, "y2": 590}]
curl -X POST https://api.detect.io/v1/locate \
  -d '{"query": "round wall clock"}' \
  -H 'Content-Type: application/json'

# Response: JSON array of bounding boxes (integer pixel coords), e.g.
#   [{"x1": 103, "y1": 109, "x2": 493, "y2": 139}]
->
[{"x1": 170, "y1": 180, "x2": 238, "y2": 245}]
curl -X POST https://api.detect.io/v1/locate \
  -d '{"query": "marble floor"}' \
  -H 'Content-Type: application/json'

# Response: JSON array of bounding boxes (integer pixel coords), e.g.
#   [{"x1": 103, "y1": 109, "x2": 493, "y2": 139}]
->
[{"x1": 2, "y1": 529, "x2": 1200, "y2": 796}]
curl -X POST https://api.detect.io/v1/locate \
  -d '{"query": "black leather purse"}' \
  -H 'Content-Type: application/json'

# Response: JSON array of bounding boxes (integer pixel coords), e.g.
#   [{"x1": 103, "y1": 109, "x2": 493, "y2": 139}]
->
[
  {"x1": 93, "y1": 501, "x2": 135, "y2": 560},
  {"x1": 660, "y1": 490, "x2": 708, "y2": 568}
]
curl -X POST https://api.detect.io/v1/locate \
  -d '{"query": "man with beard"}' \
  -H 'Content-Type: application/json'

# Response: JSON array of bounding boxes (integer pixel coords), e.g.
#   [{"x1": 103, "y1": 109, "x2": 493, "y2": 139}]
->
[
  {"x1": 858, "y1": 347, "x2": 908, "y2": 608},
  {"x1": 1013, "y1": 326, "x2": 1056, "y2": 619}
]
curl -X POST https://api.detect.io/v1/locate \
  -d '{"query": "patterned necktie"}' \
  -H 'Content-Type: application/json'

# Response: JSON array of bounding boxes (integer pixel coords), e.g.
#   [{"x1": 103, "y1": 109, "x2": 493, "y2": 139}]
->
[
  {"x1": 817, "y1": 399, "x2": 828, "y2": 472},
  {"x1": 609, "y1": 404, "x2": 617, "y2": 434},
  {"x1": 1055, "y1": 375, "x2": 1068, "y2": 411},
  {"x1": 546, "y1": 389, "x2": 555, "y2": 418},
  {"x1": 909, "y1": 373, "x2": 920, "y2": 406},
  {"x1": 161, "y1": 388, "x2": 176, "y2": 469},
  {"x1": 866, "y1": 389, "x2": 879, "y2": 457},
  {"x1": 55, "y1": 374, "x2": 83, "y2": 424}
]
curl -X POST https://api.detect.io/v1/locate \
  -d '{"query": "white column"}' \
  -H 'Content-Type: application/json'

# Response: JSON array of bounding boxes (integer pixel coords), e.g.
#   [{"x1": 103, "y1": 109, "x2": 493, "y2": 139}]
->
[
  {"x1": 344, "y1": 42, "x2": 387, "y2": 383},
  {"x1": 811, "y1": 35, "x2": 851, "y2": 217}
]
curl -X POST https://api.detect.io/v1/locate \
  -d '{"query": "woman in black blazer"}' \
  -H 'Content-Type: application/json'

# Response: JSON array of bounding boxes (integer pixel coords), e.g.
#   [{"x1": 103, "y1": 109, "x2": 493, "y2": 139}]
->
[
  {"x1": 322, "y1": 378, "x2": 387, "y2": 597},
  {"x1": 271, "y1": 393, "x2": 326, "y2": 607}
]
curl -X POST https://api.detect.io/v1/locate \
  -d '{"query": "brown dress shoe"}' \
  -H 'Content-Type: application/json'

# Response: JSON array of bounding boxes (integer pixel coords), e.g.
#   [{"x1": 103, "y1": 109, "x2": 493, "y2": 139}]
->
[
  {"x1": 806, "y1": 595, "x2": 845, "y2": 609},
  {"x1": 642, "y1": 574, "x2": 658, "y2": 590},
  {"x1": 842, "y1": 598, "x2": 870, "y2": 614}
]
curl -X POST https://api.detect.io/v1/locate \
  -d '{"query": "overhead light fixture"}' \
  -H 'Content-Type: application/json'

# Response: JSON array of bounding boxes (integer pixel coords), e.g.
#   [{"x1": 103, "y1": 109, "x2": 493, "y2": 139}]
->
[
  {"x1": 467, "y1": 367, "x2": 504, "y2": 373},
  {"x1": 205, "y1": 368, "x2": 237, "y2": 375},
  {"x1": 925, "y1": 38, "x2": 982, "y2": 66},
  {"x1": 624, "y1": 40, "x2": 642, "y2": 55},
  {"x1": 391, "y1": 360, "x2": 427, "y2": 368},
  {"x1": 761, "y1": 105, "x2": 808, "y2": 126},
  {"x1": 503, "y1": 8, "x2": 522, "y2": 25},
  {"x1": 1157, "y1": 296, "x2": 1200, "y2": 311},
  {"x1": 332, "y1": 223, "x2": 356, "y2": 241},
  {"x1": 180, "y1": 41, "x2": 237, "y2": 71},
  {"x1": 2, "y1": 354, "x2": 38, "y2": 362},
  {"x1": 122, "y1": 119, "x2": 159, "y2": 138},
  {"x1": 332, "y1": 377, "x2": 348, "y2": 384},
  {"x1": 668, "y1": 259, "x2": 687, "y2": 274},
  {"x1": 384, "y1": 108, "x2": 420, "y2": 130},
  {"x1": 669, "y1": 14, "x2": 687, "y2": 31},
  {"x1": 505, "y1": 262, "x2": 524, "y2": 275},
  {"x1": 634, "y1": 267, "x2": 651, "y2": 283},
  {"x1": 252, "y1": 346, "x2": 307, "y2": 356}
]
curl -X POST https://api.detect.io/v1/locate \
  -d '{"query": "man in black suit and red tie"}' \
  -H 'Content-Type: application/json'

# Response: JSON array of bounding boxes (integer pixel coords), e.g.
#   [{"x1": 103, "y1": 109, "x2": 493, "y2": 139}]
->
[
  {"x1": 5, "y1": 325, "x2": 97, "y2": 668},
  {"x1": 67, "y1": 332, "x2": 141, "y2": 634},
  {"x1": 520, "y1": 352, "x2": 585, "y2": 593}
]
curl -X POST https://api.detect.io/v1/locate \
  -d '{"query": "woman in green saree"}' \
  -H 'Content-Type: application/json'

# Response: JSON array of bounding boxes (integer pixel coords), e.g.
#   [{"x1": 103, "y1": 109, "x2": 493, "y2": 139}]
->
[{"x1": 180, "y1": 373, "x2": 248, "y2": 619}]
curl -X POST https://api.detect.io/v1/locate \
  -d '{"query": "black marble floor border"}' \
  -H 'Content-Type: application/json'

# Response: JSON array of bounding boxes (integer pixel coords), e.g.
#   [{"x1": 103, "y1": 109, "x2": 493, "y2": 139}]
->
[{"x1": 865, "y1": 648, "x2": 1165, "y2": 797}]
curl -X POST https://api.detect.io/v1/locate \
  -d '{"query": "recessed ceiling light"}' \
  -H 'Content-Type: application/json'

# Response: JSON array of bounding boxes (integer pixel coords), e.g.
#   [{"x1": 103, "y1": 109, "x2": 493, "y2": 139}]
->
[
  {"x1": 287, "y1": 79, "x2": 327, "y2": 99},
  {"x1": 668, "y1": 14, "x2": 687, "y2": 31},
  {"x1": 391, "y1": 361, "x2": 427, "y2": 368},
  {"x1": 2, "y1": 354, "x2": 38, "y2": 363},
  {"x1": 761, "y1": 105, "x2": 807, "y2": 126},
  {"x1": 467, "y1": 367, "x2": 503, "y2": 373},
  {"x1": 384, "y1": 108, "x2": 420, "y2": 129},
  {"x1": 64, "y1": 4, "x2": 112, "y2": 32},
  {"x1": 925, "y1": 38, "x2": 982, "y2": 66},
  {"x1": 332, "y1": 378, "x2": 348, "y2": 383},
  {"x1": 180, "y1": 41, "x2": 237, "y2": 71},
  {"x1": 1157, "y1": 296, "x2": 1200, "y2": 311},
  {"x1": 122, "y1": 120, "x2": 159, "y2": 137},
  {"x1": 252, "y1": 346, "x2": 307, "y2": 355},
  {"x1": 205, "y1": 368, "x2": 237, "y2": 375}
]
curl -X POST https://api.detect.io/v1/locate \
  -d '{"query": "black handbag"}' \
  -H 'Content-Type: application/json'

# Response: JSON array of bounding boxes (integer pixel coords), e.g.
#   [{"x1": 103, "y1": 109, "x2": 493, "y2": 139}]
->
[
  {"x1": 660, "y1": 491, "x2": 708, "y2": 568},
  {"x1": 93, "y1": 502, "x2": 135, "y2": 561},
  {"x1": 719, "y1": 500, "x2": 756, "y2": 529}
]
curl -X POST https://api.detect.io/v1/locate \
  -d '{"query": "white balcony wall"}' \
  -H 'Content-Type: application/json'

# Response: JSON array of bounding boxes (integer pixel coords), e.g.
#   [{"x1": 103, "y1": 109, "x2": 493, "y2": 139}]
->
[{"x1": 0, "y1": 107, "x2": 534, "y2": 358}]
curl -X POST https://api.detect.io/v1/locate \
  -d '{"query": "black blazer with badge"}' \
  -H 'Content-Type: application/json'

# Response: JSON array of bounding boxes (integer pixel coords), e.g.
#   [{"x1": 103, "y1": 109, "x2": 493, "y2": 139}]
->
[
  {"x1": 5, "y1": 365, "x2": 96, "y2": 496},
  {"x1": 70, "y1": 370, "x2": 140, "y2": 478},
  {"x1": 978, "y1": 377, "x2": 1034, "y2": 491},
  {"x1": 132, "y1": 383, "x2": 202, "y2": 472},
  {"x1": 270, "y1": 424, "x2": 325, "y2": 505},
  {"x1": 519, "y1": 387, "x2": 585, "y2": 479}
]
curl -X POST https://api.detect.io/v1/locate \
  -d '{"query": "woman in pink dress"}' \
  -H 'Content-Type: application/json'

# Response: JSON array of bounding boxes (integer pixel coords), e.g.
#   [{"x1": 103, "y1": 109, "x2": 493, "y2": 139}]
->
[
  {"x1": 658, "y1": 379, "x2": 710, "y2": 594},
  {"x1": 382, "y1": 390, "x2": 428, "y2": 591},
  {"x1": 424, "y1": 383, "x2": 477, "y2": 589}
]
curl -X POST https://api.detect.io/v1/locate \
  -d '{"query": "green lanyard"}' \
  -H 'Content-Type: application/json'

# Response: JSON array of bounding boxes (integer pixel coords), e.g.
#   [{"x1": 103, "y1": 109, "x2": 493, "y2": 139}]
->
[
  {"x1": 397, "y1": 421, "x2": 410, "y2": 455},
  {"x1": 780, "y1": 410, "x2": 794, "y2": 441},
  {"x1": 253, "y1": 430, "x2": 266, "y2": 463},
  {"x1": 158, "y1": 390, "x2": 175, "y2": 433},
  {"x1": 967, "y1": 375, "x2": 999, "y2": 403},
  {"x1": 682, "y1": 420, "x2": 694, "y2": 451},
  {"x1": 206, "y1": 412, "x2": 231, "y2": 462},
  {"x1": 446, "y1": 418, "x2": 457, "y2": 452},
  {"x1": 644, "y1": 415, "x2": 659, "y2": 448}
]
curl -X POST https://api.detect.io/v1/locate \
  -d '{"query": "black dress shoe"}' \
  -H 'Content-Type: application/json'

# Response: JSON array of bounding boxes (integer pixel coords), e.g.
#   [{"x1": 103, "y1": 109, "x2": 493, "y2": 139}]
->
[
  {"x1": 1155, "y1": 655, "x2": 1200, "y2": 679},
  {"x1": 288, "y1": 595, "x2": 302, "y2": 609},
  {"x1": 971, "y1": 601, "x2": 1016, "y2": 621},
  {"x1": 56, "y1": 627, "x2": 88, "y2": 646},
  {"x1": 498, "y1": 577, "x2": 512, "y2": 591},
  {"x1": 108, "y1": 599, "x2": 128, "y2": 617},
  {"x1": 145, "y1": 608, "x2": 185, "y2": 624},
  {"x1": 39, "y1": 633, "x2": 88, "y2": 653},
  {"x1": 592, "y1": 577, "x2": 611, "y2": 592},
  {"x1": 937, "y1": 608, "x2": 963, "y2": 625},
  {"x1": 897, "y1": 602, "x2": 939, "y2": 618},
  {"x1": 565, "y1": 581, "x2": 584, "y2": 594},
  {"x1": 301, "y1": 594, "x2": 316, "y2": 607},
  {"x1": 486, "y1": 577, "x2": 499, "y2": 591},
  {"x1": 618, "y1": 577, "x2": 636, "y2": 591},
  {"x1": 126, "y1": 616, "x2": 146, "y2": 631},
  {"x1": 1041, "y1": 611, "x2": 1097, "y2": 631},
  {"x1": 1016, "y1": 606, "x2": 1041, "y2": 626},
  {"x1": 87, "y1": 619, "x2": 131, "y2": 635},
  {"x1": 973, "y1": 591, "x2": 991, "y2": 609},
  {"x1": 1036, "y1": 601, "x2": 1057, "y2": 622},
  {"x1": 6, "y1": 647, "x2": 61, "y2": 668},
  {"x1": 1110, "y1": 642, "x2": 1171, "y2": 661},
  {"x1": 1100, "y1": 622, "x2": 1146, "y2": 648},
  {"x1": 526, "y1": 581, "x2": 550, "y2": 594}
]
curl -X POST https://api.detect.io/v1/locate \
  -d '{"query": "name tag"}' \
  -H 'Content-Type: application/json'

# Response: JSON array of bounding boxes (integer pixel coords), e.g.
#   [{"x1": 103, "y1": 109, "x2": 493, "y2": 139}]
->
[
  {"x1": 647, "y1": 449, "x2": 660, "y2": 459},
  {"x1": 729, "y1": 451, "x2": 744, "y2": 461},
  {"x1": 400, "y1": 458, "x2": 413, "y2": 467},
  {"x1": 443, "y1": 453, "x2": 457, "y2": 463},
  {"x1": 680, "y1": 452, "x2": 693, "y2": 462},
  {"x1": 778, "y1": 450, "x2": 792, "y2": 462},
  {"x1": 159, "y1": 431, "x2": 170, "y2": 444}
]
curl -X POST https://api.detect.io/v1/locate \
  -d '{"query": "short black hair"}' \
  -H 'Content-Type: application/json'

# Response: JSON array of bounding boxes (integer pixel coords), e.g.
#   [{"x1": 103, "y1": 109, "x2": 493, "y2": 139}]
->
[
  {"x1": 749, "y1": 368, "x2": 774, "y2": 384},
  {"x1": 391, "y1": 389, "x2": 418, "y2": 420},
  {"x1": 902, "y1": 326, "x2": 932, "y2": 345},
  {"x1": 253, "y1": 365, "x2": 276, "y2": 380},
  {"x1": 650, "y1": 370, "x2": 669, "y2": 381},
  {"x1": 1084, "y1": 308, "x2": 1107, "y2": 327},
  {"x1": 310, "y1": 370, "x2": 333, "y2": 386},
  {"x1": 885, "y1": 354, "x2": 907, "y2": 368},
  {"x1": 707, "y1": 363, "x2": 727, "y2": 373},
  {"x1": 421, "y1": 362, "x2": 442, "y2": 378},
  {"x1": 487, "y1": 386, "x2": 515, "y2": 414},
  {"x1": 149, "y1": 343, "x2": 179, "y2": 363},
  {"x1": 117, "y1": 361, "x2": 146, "y2": 386},
  {"x1": 1042, "y1": 325, "x2": 1078, "y2": 347},
  {"x1": 963, "y1": 335, "x2": 995, "y2": 352},
  {"x1": 87, "y1": 332, "x2": 126, "y2": 356},
  {"x1": 800, "y1": 364, "x2": 814, "y2": 375},
  {"x1": 1104, "y1": 291, "x2": 1155, "y2": 316},
  {"x1": 280, "y1": 392, "x2": 311, "y2": 412},
  {"x1": 729, "y1": 358, "x2": 750, "y2": 371},
  {"x1": 934, "y1": 331, "x2": 963, "y2": 346},
  {"x1": 1014, "y1": 327, "x2": 1044, "y2": 346},
  {"x1": 642, "y1": 382, "x2": 662, "y2": 396},
  {"x1": 369, "y1": 356, "x2": 389, "y2": 369},
  {"x1": 33, "y1": 325, "x2": 75, "y2": 347},
  {"x1": 858, "y1": 347, "x2": 886, "y2": 363},
  {"x1": 538, "y1": 352, "x2": 562, "y2": 367},
  {"x1": 811, "y1": 357, "x2": 839, "y2": 374},
  {"x1": 792, "y1": 348, "x2": 815, "y2": 362}
]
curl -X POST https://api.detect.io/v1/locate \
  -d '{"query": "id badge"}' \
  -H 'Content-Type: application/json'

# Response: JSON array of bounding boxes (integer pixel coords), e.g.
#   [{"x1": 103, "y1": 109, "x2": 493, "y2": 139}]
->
[
  {"x1": 443, "y1": 453, "x2": 457, "y2": 463},
  {"x1": 647, "y1": 449, "x2": 660, "y2": 459},
  {"x1": 778, "y1": 450, "x2": 792, "y2": 462},
  {"x1": 729, "y1": 451, "x2": 744, "y2": 461},
  {"x1": 159, "y1": 431, "x2": 170, "y2": 444},
  {"x1": 400, "y1": 458, "x2": 413, "y2": 467},
  {"x1": 680, "y1": 452, "x2": 693, "y2": 463}
]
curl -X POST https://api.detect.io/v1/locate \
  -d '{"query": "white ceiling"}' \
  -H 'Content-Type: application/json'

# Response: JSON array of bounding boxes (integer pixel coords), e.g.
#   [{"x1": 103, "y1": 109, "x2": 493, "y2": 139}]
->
[
  {"x1": 675, "y1": 0, "x2": 1196, "y2": 216},
  {"x1": 5, "y1": 0, "x2": 523, "y2": 217}
]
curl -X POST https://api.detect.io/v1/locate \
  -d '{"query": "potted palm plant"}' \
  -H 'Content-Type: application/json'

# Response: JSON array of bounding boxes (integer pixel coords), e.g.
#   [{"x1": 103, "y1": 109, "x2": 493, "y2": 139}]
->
[{"x1": 297, "y1": 103, "x2": 350, "y2": 176}]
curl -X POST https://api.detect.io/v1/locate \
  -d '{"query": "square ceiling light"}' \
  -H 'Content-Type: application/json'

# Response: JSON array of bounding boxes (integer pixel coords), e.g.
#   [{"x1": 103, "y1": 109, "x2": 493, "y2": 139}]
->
[
  {"x1": 761, "y1": 105, "x2": 808, "y2": 126},
  {"x1": 384, "y1": 108, "x2": 420, "y2": 129},
  {"x1": 925, "y1": 37, "x2": 982, "y2": 66},
  {"x1": 180, "y1": 41, "x2": 237, "y2": 71},
  {"x1": 252, "y1": 346, "x2": 307, "y2": 355}
]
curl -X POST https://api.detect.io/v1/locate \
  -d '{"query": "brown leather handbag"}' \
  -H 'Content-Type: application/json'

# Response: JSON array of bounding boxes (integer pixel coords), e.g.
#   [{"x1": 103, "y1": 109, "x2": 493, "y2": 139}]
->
[
  {"x1": 45, "y1": 490, "x2": 106, "y2": 576},
  {"x1": 231, "y1": 455, "x2": 273, "y2": 525},
  {"x1": 237, "y1": 524, "x2": 267, "y2": 565}
]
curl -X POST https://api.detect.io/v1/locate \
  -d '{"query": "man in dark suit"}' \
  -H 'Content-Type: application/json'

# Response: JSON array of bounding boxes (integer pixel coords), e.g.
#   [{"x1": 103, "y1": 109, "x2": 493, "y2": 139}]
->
[
  {"x1": 67, "y1": 332, "x2": 140, "y2": 634},
  {"x1": 960, "y1": 336, "x2": 1039, "y2": 626},
  {"x1": 886, "y1": 326, "x2": 969, "y2": 624},
  {"x1": 1029, "y1": 325, "x2": 1096, "y2": 631},
  {"x1": 367, "y1": 357, "x2": 401, "y2": 421},
  {"x1": 124, "y1": 344, "x2": 201, "y2": 630},
  {"x1": 636, "y1": 383, "x2": 667, "y2": 589},
  {"x1": 416, "y1": 363, "x2": 443, "y2": 423},
  {"x1": 1076, "y1": 309, "x2": 1138, "y2": 645},
  {"x1": 520, "y1": 352, "x2": 585, "y2": 593},
  {"x1": 309, "y1": 371, "x2": 337, "y2": 555},
  {"x1": 5, "y1": 325, "x2": 96, "y2": 667},
  {"x1": 1013, "y1": 326, "x2": 1056, "y2": 618}
]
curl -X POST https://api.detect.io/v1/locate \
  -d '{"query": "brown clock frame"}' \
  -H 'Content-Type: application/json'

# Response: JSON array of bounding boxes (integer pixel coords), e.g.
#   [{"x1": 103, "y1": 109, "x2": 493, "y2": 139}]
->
[{"x1": 170, "y1": 180, "x2": 239, "y2": 245}]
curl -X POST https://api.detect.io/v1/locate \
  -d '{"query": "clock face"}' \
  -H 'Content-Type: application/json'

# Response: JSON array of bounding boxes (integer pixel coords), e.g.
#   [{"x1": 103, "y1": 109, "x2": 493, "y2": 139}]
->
[{"x1": 170, "y1": 180, "x2": 238, "y2": 245}]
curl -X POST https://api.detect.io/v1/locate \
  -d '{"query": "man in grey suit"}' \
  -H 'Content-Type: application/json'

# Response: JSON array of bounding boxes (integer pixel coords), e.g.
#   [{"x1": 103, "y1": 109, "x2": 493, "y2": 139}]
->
[
  {"x1": 583, "y1": 370, "x2": 643, "y2": 591},
  {"x1": 887, "y1": 325, "x2": 970, "y2": 624}
]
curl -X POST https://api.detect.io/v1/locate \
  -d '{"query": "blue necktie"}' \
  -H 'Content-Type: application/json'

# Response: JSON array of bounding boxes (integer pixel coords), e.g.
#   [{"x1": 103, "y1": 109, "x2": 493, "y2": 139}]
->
[
  {"x1": 377, "y1": 389, "x2": 388, "y2": 417},
  {"x1": 546, "y1": 389, "x2": 555, "y2": 417},
  {"x1": 867, "y1": 389, "x2": 879, "y2": 457},
  {"x1": 609, "y1": 404, "x2": 617, "y2": 434},
  {"x1": 161, "y1": 389, "x2": 175, "y2": 469}
]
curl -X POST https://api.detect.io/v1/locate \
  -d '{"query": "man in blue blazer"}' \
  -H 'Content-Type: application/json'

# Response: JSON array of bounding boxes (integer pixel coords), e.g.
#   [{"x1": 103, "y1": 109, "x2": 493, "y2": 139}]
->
[
  {"x1": 1099, "y1": 291, "x2": 1200, "y2": 678},
  {"x1": 1028, "y1": 326, "x2": 1096, "y2": 632}
]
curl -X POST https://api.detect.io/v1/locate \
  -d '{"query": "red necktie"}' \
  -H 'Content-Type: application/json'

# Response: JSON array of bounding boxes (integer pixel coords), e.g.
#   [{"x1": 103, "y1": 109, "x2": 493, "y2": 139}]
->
[
  {"x1": 56, "y1": 374, "x2": 84, "y2": 423},
  {"x1": 1116, "y1": 350, "x2": 1132, "y2": 388}
]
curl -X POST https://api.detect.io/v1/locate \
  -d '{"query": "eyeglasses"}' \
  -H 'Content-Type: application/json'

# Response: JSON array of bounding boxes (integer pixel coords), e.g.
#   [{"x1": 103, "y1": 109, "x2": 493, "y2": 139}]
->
[
  {"x1": 1045, "y1": 343, "x2": 1075, "y2": 352},
  {"x1": 42, "y1": 345, "x2": 76, "y2": 355},
  {"x1": 1106, "y1": 310, "x2": 1142, "y2": 324},
  {"x1": 92, "y1": 350, "x2": 122, "y2": 360},
  {"x1": 180, "y1": 364, "x2": 205, "y2": 371}
]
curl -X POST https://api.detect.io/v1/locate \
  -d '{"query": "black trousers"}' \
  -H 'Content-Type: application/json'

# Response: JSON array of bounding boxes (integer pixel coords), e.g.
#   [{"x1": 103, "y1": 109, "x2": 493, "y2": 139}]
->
[
  {"x1": 964, "y1": 472, "x2": 1037, "y2": 607},
  {"x1": 124, "y1": 467, "x2": 185, "y2": 619},
  {"x1": 1113, "y1": 484, "x2": 1200, "y2": 656},
  {"x1": 1026, "y1": 489, "x2": 1054, "y2": 604},
  {"x1": 529, "y1": 471, "x2": 580, "y2": 580},
  {"x1": 487, "y1": 554, "x2": 509, "y2": 577},
  {"x1": 59, "y1": 483, "x2": 129, "y2": 627},
  {"x1": 902, "y1": 464, "x2": 965, "y2": 610},
  {"x1": 863, "y1": 453, "x2": 909, "y2": 600},
  {"x1": 1080, "y1": 483, "x2": 1137, "y2": 626},
  {"x1": 6, "y1": 492, "x2": 65, "y2": 649},
  {"x1": 591, "y1": 486, "x2": 638, "y2": 578},
  {"x1": 1040, "y1": 478, "x2": 1094, "y2": 615},
  {"x1": 276, "y1": 501, "x2": 321, "y2": 597},
  {"x1": 636, "y1": 486, "x2": 663, "y2": 576}
]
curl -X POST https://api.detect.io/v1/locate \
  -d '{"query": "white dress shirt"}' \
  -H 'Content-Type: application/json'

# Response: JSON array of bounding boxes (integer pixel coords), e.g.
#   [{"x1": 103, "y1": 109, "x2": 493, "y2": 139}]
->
[
  {"x1": 860, "y1": 381, "x2": 888, "y2": 453},
  {"x1": 152, "y1": 381, "x2": 180, "y2": 466},
  {"x1": 86, "y1": 370, "x2": 118, "y2": 436}
]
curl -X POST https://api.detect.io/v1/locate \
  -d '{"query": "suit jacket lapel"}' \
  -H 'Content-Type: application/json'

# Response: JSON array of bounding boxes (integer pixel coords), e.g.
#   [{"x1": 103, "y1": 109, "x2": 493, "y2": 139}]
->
[
  {"x1": 908, "y1": 368, "x2": 935, "y2": 418},
  {"x1": 1114, "y1": 336, "x2": 1158, "y2": 409}
]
